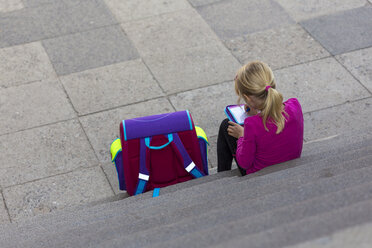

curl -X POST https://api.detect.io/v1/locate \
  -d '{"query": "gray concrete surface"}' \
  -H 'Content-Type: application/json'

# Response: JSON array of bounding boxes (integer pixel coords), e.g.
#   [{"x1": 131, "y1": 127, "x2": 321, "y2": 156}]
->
[
  {"x1": 0, "y1": 0, "x2": 371, "y2": 223},
  {"x1": 287, "y1": 222, "x2": 372, "y2": 248},
  {"x1": 0, "y1": 134, "x2": 370, "y2": 246}
]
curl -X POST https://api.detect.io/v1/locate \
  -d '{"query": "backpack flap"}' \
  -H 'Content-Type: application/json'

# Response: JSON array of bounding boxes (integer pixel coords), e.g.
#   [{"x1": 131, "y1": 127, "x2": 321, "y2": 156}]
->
[{"x1": 122, "y1": 110, "x2": 193, "y2": 141}]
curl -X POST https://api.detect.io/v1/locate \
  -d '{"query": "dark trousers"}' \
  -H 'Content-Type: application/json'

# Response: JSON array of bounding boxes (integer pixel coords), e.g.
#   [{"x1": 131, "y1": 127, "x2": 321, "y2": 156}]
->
[{"x1": 217, "y1": 119, "x2": 246, "y2": 176}]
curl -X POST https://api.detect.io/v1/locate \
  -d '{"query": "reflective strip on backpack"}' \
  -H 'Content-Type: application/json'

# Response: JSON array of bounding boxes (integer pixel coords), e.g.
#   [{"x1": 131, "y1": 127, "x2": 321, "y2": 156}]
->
[
  {"x1": 139, "y1": 173, "x2": 149, "y2": 181},
  {"x1": 172, "y1": 133, "x2": 205, "y2": 178},
  {"x1": 135, "y1": 138, "x2": 150, "y2": 195},
  {"x1": 185, "y1": 162, "x2": 196, "y2": 173}
]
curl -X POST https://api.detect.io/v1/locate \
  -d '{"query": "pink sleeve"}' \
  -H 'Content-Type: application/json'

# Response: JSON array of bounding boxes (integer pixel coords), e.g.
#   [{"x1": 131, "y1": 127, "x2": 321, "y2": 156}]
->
[{"x1": 236, "y1": 120, "x2": 256, "y2": 169}]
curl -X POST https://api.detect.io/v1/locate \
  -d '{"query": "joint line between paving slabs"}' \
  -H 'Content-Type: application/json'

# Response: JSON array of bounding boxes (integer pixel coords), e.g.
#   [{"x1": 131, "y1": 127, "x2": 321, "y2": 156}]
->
[
  {"x1": 58, "y1": 72, "x2": 116, "y2": 196},
  {"x1": 99, "y1": 165, "x2": 116, "y2": 196},
  {"x1": 272, "y1": 55, "x2": 333, "y2": 71},
  {"x1": 334, "y1": 56, "x2": 372, "y2": 96},
  {"x1": 167, "y1": 79, "x2": 233, "y2": 98},
  {"x1": 77, "y1": 96, "x2": 166, "y2": 118},
  {"x1": 1, "y1": 190, "x2": 12, "y2": 223},
  {"x1": 186, "y1": 0, "x2": 226, "y2": 8},
  {"x1": 57, "y1": 78, "x2": 117, "y2": 196},
  {"x1": 139, "y1": 57, "x2": 178, "y2": 112},
  {"x1": 40, "y1": 45, "x2": 116, "y2": 196},
  {"x1": 75, "y1": 76, "x2": 231, "y2": 119},
  {"x1": 304, "y1": 95, "x2": 372, "y2": 115},
  {"x1": 1, "y1": 166, "x2": 98, "y2": 190},
  {"x1": 0, "y1": 117, "x2": 77, "y2": 138},
  {"x1": 0, "y1": 79, "x2": 48, "y2": 90},
  {"x1": 220, "y1": 38, "x2": 245, "y2": 66},
  {"x1": 184, "y1": 4, "x2": 244, "y2": 67},
  {"x1": 2, "y1": 23, "x2": 120, "y2": 52},
  {"x1": 299, "y1": 22, "x2": 372, "y2": 95}
]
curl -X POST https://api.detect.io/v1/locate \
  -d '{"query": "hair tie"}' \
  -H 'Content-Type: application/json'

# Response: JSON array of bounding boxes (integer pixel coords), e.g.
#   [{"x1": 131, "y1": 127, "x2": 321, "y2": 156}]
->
[{"x1": 265, "y1": 85, "x2": 271, "y2": 91}]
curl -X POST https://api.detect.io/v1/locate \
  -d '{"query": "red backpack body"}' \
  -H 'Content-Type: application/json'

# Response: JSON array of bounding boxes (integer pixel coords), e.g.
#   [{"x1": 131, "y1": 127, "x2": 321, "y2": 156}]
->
[{"x1": 115, "y1": 111, "x2": 208, "y2": 196}]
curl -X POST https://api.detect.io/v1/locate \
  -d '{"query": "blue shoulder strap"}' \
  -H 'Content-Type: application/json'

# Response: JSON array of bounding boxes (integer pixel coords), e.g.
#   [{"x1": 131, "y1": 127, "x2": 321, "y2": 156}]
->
[
  {"x1": 135, "y1": 133, "x2": 205, "y2": 195},
  {"x1": 172, "y1": 133, "x2": 205, "y2": 178},
  {"x1": 135, "y1": 138, "x2": 150, "y2": 195}
]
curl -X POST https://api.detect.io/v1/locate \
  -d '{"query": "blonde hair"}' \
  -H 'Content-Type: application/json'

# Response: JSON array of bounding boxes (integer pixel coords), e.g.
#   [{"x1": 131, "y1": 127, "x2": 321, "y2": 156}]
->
[{"x1": 235, "y1": 61, "x2": 287, "y2": 134}]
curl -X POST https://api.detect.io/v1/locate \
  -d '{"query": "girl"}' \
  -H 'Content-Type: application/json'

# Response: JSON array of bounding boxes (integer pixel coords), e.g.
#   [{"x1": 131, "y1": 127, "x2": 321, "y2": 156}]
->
[{"x1": 217, "y1": 61, "x2": 304, "y2": 176}]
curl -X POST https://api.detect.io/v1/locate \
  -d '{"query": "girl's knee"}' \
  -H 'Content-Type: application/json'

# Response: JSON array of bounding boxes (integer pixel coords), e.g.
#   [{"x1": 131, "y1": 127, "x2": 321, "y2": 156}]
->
[{"x1": 220, "y1": 118, "x2": 230, "y2": 130}]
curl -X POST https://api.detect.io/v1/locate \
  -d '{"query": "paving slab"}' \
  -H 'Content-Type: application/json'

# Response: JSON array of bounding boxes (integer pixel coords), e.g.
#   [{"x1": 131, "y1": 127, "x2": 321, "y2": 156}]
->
[
  {"x1": 276, "y1": 0, "x2": 367, "y2": 21},
  {"x1": 300, "y1": 6, "x2": 372, "y2": 55},
  {"x1": 3, "y1": 167, "x2": 114, "y2": 221},
  {"x1": 0, "y1": 0, "x2": 117, "y2": 48},
  {"x1": 43, "y1": 25, "x2": 139, "y2": 76},
  {"x1": 196, "y1": 0, "x2": 294, "y2": 40},
  {"x1": 143, "y1": 42, "x2": 240, "y2": 94},
  {"x1": 336, "y1": 47, "x2": 372, "y2": 93},
  {"x1": 79, "y1": 98, "x2": 174, "y2": 163},
  {"x1": 207, "y1": 136, "x2": 218, "y2": 168},
  {"x1": 0, "y1": 120, "x2": 98, "y2": 187},
  {"x1": 170, "y1": 81, "x2": 237, "y2": 137},
  {"x1": 122, "y1": 9, "x2": 220, "y2": 57},
  {"x1": 101, "y1": 163, "x2": 121, "y2": 195},
  {"x1": 60, "y1": 59, "x2": 163, "y2": 115},
  {"x1": 0, "y1": 42, "x2": 56, "y2": 88},
  {"x1": 104, "y1": 0, "x2": 191, "y2": 23},
  {"x1": 22, "y1": 0, "x2": 71, "y2": 7},
  {"x1": 188, "y1": 0, "x2": 222, "y2": 7},
  {"x1": 224, "y1": 24, "x2": 330, "y2": 69},
  {"x1": 274, "y1": 57, "x2": 370, "y2": 113},
  {"x1": 206, "y1": 135, "x2": 237, "y2": 171},
  {"x1": 0, "y1": 0, "x2": 23, "y2": 12},
  {"x1": 304, "y1": 98, "x2": 372, "y2": 142},
  {"x1": 0, "y1": 79, "x2": 76, "y2": 135},
  {"x1": 0, "y1": 193, "x2": 9, "y2": 224}
]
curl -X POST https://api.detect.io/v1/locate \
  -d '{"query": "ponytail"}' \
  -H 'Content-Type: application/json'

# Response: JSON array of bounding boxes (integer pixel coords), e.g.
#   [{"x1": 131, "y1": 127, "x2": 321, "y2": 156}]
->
[{"x1": 261, "y1": 87, "x2": 286, "y2": 134}]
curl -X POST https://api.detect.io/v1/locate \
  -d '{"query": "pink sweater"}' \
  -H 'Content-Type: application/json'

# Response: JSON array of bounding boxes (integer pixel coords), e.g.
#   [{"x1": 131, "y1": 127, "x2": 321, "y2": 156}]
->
[{"x1": 236, "y1": 98, "x2": 304, "y2": 174}]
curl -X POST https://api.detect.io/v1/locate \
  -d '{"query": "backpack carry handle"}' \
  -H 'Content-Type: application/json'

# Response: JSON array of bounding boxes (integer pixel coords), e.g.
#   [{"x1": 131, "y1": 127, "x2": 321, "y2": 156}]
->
[{"x1": 145, "y1": 134, "x2": 173, "y2": 150}]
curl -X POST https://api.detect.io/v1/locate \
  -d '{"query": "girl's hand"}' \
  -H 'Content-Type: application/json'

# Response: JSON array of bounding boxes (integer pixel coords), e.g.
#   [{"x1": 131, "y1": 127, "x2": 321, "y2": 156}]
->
[{"x1": 227, "y1": 121, "x2": 244, "y2": 139}]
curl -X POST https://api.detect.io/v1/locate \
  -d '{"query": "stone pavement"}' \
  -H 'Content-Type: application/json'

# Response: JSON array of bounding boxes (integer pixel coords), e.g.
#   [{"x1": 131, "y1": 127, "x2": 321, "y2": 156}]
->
[{"x1": 0, "y1": 0, "x2": 371, "y2": 223}]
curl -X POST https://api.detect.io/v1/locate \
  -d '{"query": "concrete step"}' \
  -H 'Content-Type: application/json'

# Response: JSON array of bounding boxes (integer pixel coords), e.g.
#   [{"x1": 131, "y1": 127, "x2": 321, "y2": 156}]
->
[
  {"x1": 20, "y1": 161, "x2": 372, "y2": 248},
  {"x1": 284, "y1": 222, "x2": 372, "y2": 248},
  {"x1": 0, "y1": 175, "x2": 241, "y2": 246},
  {"x1": 5, "y1": 131, "x2": 371, "y2": 235},
  {"x1": 302, "y1": 128, "x2": 372, "y2": 158},
  {"x1": 12, "y1": 146, "x2": 372, "y2": 247},
  {"x1": 214, "y1": 199, "x2": 372, "y2": 248},
  {"x1": 2, "y1": 131, "x2": 371, "y2": 247},
  {"x1": 93, "y1": 164, "x2": 372, "y2": 248},
  {"x1": 246, "y1": 135, "x2": 372, "y2": 179},
  {"x1": 6, "y1": 139, "x2": 372, "y2": 247},
  {"x1": 148, "y1": 180, "x2": 372, "y2": 248}
]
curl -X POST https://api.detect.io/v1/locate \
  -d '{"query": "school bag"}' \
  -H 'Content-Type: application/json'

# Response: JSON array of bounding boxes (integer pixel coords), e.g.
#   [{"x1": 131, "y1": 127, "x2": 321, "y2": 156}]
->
[{"x1": 110, "y1": 110, "x2": 209, "y2": 196}]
